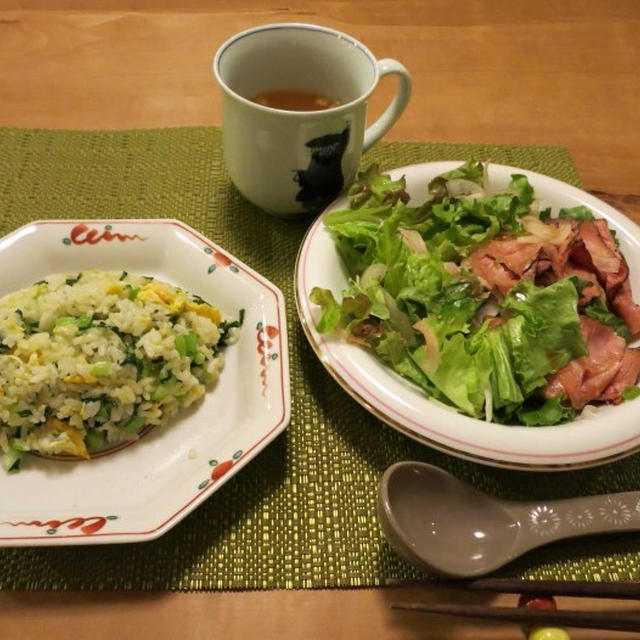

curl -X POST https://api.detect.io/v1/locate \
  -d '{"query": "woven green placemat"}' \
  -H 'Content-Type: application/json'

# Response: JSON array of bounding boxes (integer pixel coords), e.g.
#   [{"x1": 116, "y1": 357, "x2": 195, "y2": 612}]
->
[{"x1": 1, "y1": 127, "x2": 640, "y2": 590}]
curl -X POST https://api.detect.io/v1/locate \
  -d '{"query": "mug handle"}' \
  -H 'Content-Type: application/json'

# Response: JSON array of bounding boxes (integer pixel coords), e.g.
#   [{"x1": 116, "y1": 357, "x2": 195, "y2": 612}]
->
[{"x1": 362, "y1": 58, "x2": 412, "y2": 152}]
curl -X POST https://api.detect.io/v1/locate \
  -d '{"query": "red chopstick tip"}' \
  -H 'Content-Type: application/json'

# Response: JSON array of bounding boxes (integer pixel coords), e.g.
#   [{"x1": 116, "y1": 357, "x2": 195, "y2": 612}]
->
[
  {"x1": 519, "y1": 595, "x2": 557, "y2": 611},
  {"x1": 520, "y1": 596, "x2": 559, "y2": 638}
]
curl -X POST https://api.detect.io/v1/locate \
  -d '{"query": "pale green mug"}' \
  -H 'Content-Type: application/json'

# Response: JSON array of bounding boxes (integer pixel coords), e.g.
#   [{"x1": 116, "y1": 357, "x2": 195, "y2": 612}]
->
[{"x1": 213, "y1": 23, "x2": 411, "y2": 217}]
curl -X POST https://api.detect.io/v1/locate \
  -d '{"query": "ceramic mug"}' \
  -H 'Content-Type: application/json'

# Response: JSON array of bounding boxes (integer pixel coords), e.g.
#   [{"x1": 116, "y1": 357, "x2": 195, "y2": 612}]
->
[{"x1": 213, "y1": 23, "x2": 411, "y2": 217}]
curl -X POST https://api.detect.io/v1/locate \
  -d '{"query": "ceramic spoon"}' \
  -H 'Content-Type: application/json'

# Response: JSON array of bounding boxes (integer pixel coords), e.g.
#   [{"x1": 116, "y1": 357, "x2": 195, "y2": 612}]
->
[{"x1": 378, "y1": 461, "x2": 640, "y2": 579}]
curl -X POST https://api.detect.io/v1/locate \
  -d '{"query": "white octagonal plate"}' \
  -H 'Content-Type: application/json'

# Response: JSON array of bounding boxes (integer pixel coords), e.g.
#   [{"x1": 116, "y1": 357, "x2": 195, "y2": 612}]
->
[
  {"x1": 0, "y1": 219, "x2": 290, "y2": 545},
  {"x1": 295, "y1": 162, "x2": 640, "y2": 471}
]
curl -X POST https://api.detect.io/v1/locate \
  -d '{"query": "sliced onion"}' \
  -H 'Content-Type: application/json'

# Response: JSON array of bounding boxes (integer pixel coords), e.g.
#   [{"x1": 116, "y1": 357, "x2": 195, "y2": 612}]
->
[
  {"x1": 482, "y1": 161, "x2": 490, "y2": 193},
  {"x1": 529, "y1": 199, "x2": 540, "y2": 216},
  {"x1": 579, "y1": 404, "x2": 599, "y2": 420},
  {"x1": 592, "y1": 253, "x2": 621, "y2": 274},
  {"x1": 399, "y1": 228, "x2": 428, "y2": 254},
  {"x1": 484, "y1": 387, "x2": 493, "y2": 423},
  {"x1": 413, "y1": 319, "x2": 440, "y2": 374},
  {"x1": 446, "y1": 178, "x2": 485, "y2": 199},
  {"x1": 442, "y1": 261, "x2": 460, "y2": 277},
  {"x1": 382, "y1": 289, "x2": 416, "y2": 347},
  {"x1": 360, "y1": 262, "x2": 387, "y2": 289},
  {"x1": 518, "y1": 215, "x2": 572, "y2": 245}
]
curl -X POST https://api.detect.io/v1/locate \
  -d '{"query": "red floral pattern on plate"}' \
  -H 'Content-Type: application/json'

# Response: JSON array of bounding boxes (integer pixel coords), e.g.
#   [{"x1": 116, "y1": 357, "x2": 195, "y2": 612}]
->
[
  {"x1": 257, "y1": 324, "x2": 280, "y2": 396},
  {"x1": 63, "y1": 223, "x2": 146, "y2": 245},
  {"x1": 0, "y1": 515, "x2": 118, "y2": 535}
]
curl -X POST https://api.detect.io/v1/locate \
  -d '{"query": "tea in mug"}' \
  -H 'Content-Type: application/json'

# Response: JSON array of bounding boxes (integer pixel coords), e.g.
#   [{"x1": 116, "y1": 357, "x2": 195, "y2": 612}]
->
[{"x1": 251, "y1": 89, "x2": 340, "y2": 111}]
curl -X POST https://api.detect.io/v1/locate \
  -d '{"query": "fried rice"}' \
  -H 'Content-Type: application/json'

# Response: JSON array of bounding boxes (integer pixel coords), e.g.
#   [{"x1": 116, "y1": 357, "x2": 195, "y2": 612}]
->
[{"x1": 0, "y1": 270, "x2": 240, "y2": 472}]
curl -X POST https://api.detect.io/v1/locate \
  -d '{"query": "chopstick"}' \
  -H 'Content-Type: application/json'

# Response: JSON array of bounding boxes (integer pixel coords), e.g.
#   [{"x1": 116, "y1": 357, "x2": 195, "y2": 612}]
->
[
  {"x1": 443, "y1": 578, "x2": 640, "y2": 600},
  {"x1": 390, "y1": 602, "x2": 640, "y2": 632},
  {"x1": 390, "y1": 580, "x2": 640, "y2": 631}
]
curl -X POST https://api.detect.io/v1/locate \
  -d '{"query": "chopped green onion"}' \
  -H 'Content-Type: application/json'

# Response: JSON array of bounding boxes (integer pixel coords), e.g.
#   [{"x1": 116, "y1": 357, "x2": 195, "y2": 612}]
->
[
  {"x1": 77, "y1": 314, "x2": 92, "y2": 329},
  {"x1": 91, "y1": 361, "x2": 112, "y2": 377},
  {"x1": 184, "y1": 332, "x2": 199, "y2": 355},
  {"x1": 158, "y1": 366, "x2": 172, "y2": 382},
  {"x1": 622, "y1": 386, "x2": 640, "y2": 402},
  {"x1": 96, "y1": 399, "x2": 114, "y2": 421},
  {"x1": 152, "y1": 376, "x2": 177, "y2": 401},
  {"x1": 16, "y1": 309, "x2": 38, "y2": 335},
  {"x1": 123, "y1": 415, "x2": 146, "y2": 434},
  {"x1": 1, "y1": 440, "x2": 24, "y2": 472},
  {"x1": 192, "y1": 352, "x2": 205, "y2": 365},
  {"x1": 175, "y1": 332, "x2": 199, "y2": 358},
  {"x1": 55, "y1": 314, "x2": 93, "y2": 330},
  {"x1": 127, "y1": 285, "x2": 140, "y2": 300},
  {"x1": 174, "y1": 334, "x2": 187, "y2": 357},
  {"x1": 65, "y1": 273, "x2": 83, "y2": 286},
  {"x1": 85, "y1": 430, "x2": 106, "y2": 453},
  {"x1": 55, "y1": 316, "x2": 76, "y2": 327},
  {"x1": 8, "y1": 405, "x2": 32, "y2": 417},
  {"x1": 201, "y1": 370, "x2": 214, "y2": 384}
]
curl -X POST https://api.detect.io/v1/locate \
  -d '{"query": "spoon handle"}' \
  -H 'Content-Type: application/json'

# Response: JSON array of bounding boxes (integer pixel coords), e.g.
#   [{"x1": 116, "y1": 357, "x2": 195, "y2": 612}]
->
[{"x1": 513, "y1": 491, "x2": 640, "y2": 542}]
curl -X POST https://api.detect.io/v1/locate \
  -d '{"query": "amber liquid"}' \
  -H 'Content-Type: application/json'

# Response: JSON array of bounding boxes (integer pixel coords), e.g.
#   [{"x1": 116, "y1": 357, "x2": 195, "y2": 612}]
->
[{"x1": 251, "y1": 89, "x2": 340, "y2": 111}]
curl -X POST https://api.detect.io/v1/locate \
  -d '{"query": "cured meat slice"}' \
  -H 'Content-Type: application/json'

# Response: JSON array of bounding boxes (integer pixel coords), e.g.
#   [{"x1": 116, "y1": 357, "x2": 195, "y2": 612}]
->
[
  {"x1": 611, "y1": 279, "x2": 640, "y2": 338},
  {"x1": 598, "y1": 349, "x2": 640, "y2": 404},
  {"x1": 571, "y1": 220, "x2": 628, "y2": 292},
  {"x1": 545, "y1": 316, "x2": 626, "y2": 410},
  {"x1": 466, "y1": 237, "x2": 541, "y2": 296}
]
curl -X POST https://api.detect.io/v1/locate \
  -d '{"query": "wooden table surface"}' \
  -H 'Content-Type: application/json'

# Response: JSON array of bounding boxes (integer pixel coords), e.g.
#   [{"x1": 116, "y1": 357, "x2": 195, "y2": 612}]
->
[{"x1": 1, "y1": 2, "x2": 640, "y2": 638}]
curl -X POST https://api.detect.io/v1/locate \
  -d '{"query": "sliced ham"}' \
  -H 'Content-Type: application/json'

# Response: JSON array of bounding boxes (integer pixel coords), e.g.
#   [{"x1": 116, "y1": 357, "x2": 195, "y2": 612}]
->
[
  {"x1": 466, "y1": 216, "x2": 640, "y2": 341},
  {"x1": 545, "y1": 316, "x2": 626, "y2": 410},
  {"x1": 611, "y1": 279, "x2": 640, "y2": 338},
  {"x1": 571, "y1": 220, "x2": 628, "y2": 293},
  {"x1": 545, "y1": 360, "x2": 585, "y2": 409},
  {"x1": 540, "y1": 218, "x2": 579, "y2": 276},
  {"x1": 466, "y1": 219, "x2": 577, "y2": 297},
  {"x1": 570, "y1": 219, "x2": 640, "y2": 336},
  {"x1": 559, "y1": 264, "x2": 604, "y2": 306},
  {"x1": 465, "y1": 237, "x2": 541, "y2": 296},
  {"x1": 598, "y1": 348, "x2": 640, "y2": 404},
  {"x1": 485, "y1": 316, "x2": 505, "y2": 329}
]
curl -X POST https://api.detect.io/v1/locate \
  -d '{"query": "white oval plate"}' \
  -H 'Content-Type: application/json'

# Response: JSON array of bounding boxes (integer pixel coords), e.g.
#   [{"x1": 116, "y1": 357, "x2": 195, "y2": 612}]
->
[
  {"x1": 0, "y1": 219, "x2": 290, "y2": 545},
  {"x1": 295, "y1": 162, "x2": 640, "y2": 470}
]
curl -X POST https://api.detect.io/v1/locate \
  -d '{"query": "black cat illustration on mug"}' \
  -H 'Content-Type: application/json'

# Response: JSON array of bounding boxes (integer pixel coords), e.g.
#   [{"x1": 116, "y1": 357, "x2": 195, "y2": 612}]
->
[{"x1": 293, "y1": 125, "x2": 350, "y2": 213}]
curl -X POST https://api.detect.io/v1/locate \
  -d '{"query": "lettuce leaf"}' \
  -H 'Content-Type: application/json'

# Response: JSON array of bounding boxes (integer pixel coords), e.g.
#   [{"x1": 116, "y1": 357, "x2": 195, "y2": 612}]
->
[
  {"x1": 558, "y1": 205, "x2": 594, "y2": 221},
  {"x1": 516, "y1": 396, "x2": 576, "y2": 426},
  {"x1": 500, "y1": 279, "x2": 587, "y2": 394},
  {"x1": 309, "y1": 287, "x2": 343, "y2": 333},
  {"x1": 347, "y1": 165, "x2": 410, "y2": 209},
  {"x1": 484, "y1": 328, "x2": 523, "y2": 411},
  {"x1": 411, "y1": 331, "x2": 491, "y2": 418},
  {"x1": 430, "y1": 159, "x2": 485, "y2": 186},
  {"x1": 582, "y1": 297, "x2": 631, "y2": 341},
  {"x1": 375, "y1": 331, "x2": 440, "y2": 395}
]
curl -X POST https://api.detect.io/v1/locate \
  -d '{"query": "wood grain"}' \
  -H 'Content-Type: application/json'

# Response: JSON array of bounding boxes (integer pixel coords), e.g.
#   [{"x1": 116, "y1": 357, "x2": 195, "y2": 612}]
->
[
  {"x1": 1, "y1": 3, "x2": 640, "y2": 638},
  {"x1": 2, "y1": 587, "x2": 640, "y2": 640},
  {"x1": 0, "y1": 2, "x2": 639, "y2": 195}
]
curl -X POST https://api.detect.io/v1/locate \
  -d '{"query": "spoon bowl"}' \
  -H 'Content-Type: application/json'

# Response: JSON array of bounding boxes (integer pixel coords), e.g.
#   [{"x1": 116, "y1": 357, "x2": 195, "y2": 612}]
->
[{"x1": 378, "y1": 461, "x2": 640, "y2": 578}]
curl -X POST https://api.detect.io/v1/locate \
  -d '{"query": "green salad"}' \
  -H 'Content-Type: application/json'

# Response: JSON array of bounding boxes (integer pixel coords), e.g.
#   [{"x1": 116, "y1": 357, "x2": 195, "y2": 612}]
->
[{"x1": 310, "y1": 160, "x2": 640, "y2": 426}]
